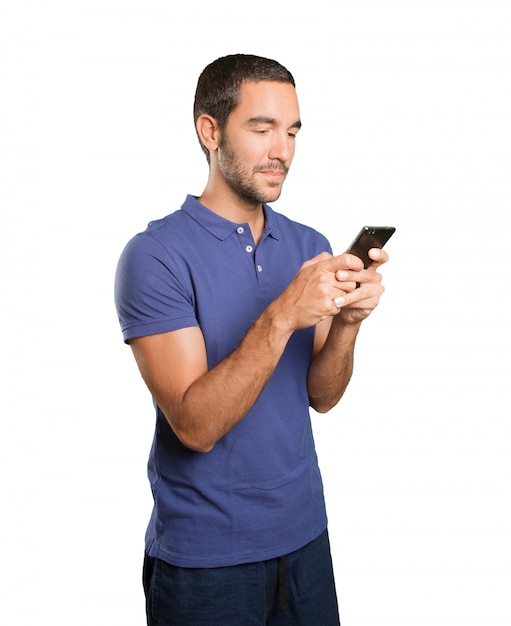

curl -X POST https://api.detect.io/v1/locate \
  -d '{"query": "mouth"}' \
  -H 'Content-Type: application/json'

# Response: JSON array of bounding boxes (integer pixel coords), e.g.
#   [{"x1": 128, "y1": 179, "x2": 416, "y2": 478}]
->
[
  {"x1": 255, "y1": 162, "x2": 288, "y2": 178},
  {"x1": 256, "y1": 168, "x2": 287, "y2": 183},
  {"x1": 259, "y1": 170, "x2": 284, "y2": 178}
]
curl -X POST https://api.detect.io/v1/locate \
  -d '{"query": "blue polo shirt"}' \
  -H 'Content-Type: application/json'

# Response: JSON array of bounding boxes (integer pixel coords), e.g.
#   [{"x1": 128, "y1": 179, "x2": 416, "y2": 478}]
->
[{"x1": 115, "y1": 195, "x2": 332, "y2": 568}]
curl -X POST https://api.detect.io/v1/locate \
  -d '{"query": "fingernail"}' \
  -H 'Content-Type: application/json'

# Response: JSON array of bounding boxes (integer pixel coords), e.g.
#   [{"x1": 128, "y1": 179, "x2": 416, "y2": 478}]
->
[
  {"x1": 337, "y1": 270, "x2": 349, "y2": 280},
  {"x1": 334, "y1": 296, "x2": 345, "y2": 307}
]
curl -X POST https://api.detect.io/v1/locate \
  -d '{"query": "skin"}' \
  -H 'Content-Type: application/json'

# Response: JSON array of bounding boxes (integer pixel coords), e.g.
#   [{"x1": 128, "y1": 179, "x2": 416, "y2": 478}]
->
[{"x1": 130, "y1": 80, "x2": 388, "y2": 452}]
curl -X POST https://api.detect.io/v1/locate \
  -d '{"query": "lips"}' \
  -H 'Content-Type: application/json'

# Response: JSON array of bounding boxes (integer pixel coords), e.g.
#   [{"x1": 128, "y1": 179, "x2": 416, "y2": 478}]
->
[
  {"x1": 257, "y1": 166, "x2": 287, "y2": 180},
  {"x1": 259, "y1": 170, "x2": 285, "y2": 178},
  {"x1": 254, "y1": 162, "x2": 288, "y2": 176}
]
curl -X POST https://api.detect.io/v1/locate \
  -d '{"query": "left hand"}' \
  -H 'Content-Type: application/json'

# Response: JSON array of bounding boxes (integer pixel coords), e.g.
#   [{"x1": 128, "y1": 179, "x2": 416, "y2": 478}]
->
[{"x1": 333, "y1": 248, "x2": 389, "y2": 326}]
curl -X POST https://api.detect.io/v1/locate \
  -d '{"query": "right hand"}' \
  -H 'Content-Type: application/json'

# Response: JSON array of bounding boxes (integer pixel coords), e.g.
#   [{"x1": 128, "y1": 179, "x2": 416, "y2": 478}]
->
[{"x1": 274, "y1": 252, "x2": 361, "y2": 330}]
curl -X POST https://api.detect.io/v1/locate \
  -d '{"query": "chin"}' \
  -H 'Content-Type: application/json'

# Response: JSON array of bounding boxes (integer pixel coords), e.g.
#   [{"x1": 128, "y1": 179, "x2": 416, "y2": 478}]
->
[
  {"x1": 262, "y1": 186, "x2": 284, "y2": 204},
  {"x1": 263, "y1": 194, "x2": 281, "y2": 204}
]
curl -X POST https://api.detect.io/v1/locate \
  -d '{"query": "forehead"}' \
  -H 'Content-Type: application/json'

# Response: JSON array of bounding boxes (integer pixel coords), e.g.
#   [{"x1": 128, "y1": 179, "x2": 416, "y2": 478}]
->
[{"x1": 232, "y1": 80, "x2": 300, "y2": 124}]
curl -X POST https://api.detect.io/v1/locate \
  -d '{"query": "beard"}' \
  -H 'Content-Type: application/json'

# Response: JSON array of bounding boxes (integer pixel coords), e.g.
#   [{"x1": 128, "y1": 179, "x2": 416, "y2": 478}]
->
[{"x1": 218, "y1": 134, "x2": 289, "y2": 205}]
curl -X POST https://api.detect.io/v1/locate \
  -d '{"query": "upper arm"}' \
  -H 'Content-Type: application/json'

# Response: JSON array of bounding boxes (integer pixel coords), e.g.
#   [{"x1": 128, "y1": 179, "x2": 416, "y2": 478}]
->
[{"x1": 129, "y1": 327, "x2": 208, "y2": 418}]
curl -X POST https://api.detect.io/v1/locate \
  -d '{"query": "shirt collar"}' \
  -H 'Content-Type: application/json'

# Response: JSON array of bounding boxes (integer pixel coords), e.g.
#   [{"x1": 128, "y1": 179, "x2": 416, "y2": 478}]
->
[{"x1": 181, "y1": 195, "x2": 280, "y2": 242}]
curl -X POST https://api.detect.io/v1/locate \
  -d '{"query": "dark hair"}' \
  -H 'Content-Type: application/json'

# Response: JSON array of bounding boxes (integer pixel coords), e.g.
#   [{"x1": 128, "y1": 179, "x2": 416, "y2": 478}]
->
[{"x1": 193, "y1": 54, "x2": 296, "y2": 161}]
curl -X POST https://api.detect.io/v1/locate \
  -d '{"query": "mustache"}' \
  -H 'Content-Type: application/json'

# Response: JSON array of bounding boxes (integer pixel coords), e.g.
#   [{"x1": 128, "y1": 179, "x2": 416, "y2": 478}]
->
[{"x1": 253, "y1": 161, "x2": 289, "y2": 175}]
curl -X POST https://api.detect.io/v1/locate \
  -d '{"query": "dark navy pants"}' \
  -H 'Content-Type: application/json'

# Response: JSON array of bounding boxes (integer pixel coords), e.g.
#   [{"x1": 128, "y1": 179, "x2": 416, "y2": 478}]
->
[{"x1": 143, "y1": 529, "x2": 340, "y2": 625}]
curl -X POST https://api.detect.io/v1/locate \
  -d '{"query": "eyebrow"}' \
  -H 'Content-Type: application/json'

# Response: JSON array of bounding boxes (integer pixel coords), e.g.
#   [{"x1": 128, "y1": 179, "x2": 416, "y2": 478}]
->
[{"x1": 247, "y1": 116, "x2": 302, "y2": 130}]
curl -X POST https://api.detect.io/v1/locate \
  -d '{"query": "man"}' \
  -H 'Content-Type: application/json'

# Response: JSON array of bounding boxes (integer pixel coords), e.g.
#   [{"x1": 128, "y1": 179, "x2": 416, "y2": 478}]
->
[{"x1": 115, "y1": 54, "x2": 389, "y2": 625}]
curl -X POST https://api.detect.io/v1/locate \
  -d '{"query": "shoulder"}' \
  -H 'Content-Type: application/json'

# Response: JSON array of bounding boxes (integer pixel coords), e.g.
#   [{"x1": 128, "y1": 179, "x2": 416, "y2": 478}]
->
[
  {"x1": 117, "y1": 204, "x2": 198, "y2": 268},
  {"x1": 114, "y1": 206, "x2": 195, "y2": 306}
]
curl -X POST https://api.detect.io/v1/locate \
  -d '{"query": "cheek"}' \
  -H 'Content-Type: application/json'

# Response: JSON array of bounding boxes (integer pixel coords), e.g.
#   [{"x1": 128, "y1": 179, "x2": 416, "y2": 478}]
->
[{"x1": 247, "y1": 143, "x2": 270, "y2": 164}]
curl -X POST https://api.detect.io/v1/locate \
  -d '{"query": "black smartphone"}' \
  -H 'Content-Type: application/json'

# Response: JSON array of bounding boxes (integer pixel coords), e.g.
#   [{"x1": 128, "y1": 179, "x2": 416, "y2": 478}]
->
[{"x1": 345, "y1": 226, "x2": 396, "y2": 268}]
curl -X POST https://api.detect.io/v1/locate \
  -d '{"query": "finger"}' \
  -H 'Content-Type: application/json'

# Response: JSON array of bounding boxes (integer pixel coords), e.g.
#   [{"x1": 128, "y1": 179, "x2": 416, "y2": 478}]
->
[
  {"x1": 334, "y1": 268, "x2": 360, "y2": 289},
  {"x1": 334, "y1": 275, "x2": 358, "y2": 293},
  {"x1": 337, "y1": 279, "x2": 385, "y2": 307},
  {"x1": 341, "y1": 253, "x2": 364, "y2": 271},
  {"x1": 351, "y1": 265, "x2": 384, "y2": 290},
  {"x1": 323, "y1": 253, "x2": 364, "y2": 273},
  {"x1": 301, "y1": 251, "x2": 333, "y2": 269},
  {"x1": 333, "y1": 295, "x2": 346, "y2": 308},
  {"x1": 367, "y1": 248, "x2": 389, "y2": 267}
]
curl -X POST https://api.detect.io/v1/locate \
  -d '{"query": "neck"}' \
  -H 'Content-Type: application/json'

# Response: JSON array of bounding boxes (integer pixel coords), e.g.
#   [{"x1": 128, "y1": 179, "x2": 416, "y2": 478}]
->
[{"x1": 198, "y1": 181, "x2": 266, "y2": 244}]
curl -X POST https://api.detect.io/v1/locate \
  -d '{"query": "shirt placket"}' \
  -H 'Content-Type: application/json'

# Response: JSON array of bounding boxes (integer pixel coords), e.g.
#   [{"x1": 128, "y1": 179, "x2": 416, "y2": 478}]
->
[{"x1": 235, "y1": 225, "x2": 271, "y2": 289}]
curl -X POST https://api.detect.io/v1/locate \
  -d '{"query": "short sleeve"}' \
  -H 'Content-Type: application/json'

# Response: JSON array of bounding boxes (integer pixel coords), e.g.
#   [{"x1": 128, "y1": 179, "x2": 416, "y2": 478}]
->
[{"x1": 114, "y1": 232, "x2": 199, "y2": 343}]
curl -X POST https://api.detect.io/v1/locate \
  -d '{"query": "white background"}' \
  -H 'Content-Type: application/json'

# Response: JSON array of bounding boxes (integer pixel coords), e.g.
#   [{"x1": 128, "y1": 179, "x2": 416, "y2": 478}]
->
[{"x1": 1, "y1": 1, "x2": 510, "y2": 624}]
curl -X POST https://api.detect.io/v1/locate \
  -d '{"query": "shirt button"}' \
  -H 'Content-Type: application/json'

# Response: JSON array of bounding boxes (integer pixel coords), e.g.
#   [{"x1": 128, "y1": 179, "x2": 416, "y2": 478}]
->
[
  {"x1": 237, "y1": 226, "x2": 244, "y2": 234},
  {"x1": 257, "y1": 264, "x2": 263, "y2": 272},
  {"x1": 245, "y1": 245, "x2": 253, "y2": 253}
]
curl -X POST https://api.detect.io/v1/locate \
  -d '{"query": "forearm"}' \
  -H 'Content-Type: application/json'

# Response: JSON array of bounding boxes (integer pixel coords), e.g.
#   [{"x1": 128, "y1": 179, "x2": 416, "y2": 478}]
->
[
  {"x1": 307, "y1": 319, "x2": 361, "y2": 413},
  {"x1": 173, "y1": 304, "x2": 293, "y2": 452}
]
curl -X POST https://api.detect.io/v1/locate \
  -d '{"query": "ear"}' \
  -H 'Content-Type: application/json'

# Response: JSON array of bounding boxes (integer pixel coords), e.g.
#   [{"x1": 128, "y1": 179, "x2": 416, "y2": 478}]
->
[{"x1": 196, "y1": 114, "x2": 221, "y2": 154}]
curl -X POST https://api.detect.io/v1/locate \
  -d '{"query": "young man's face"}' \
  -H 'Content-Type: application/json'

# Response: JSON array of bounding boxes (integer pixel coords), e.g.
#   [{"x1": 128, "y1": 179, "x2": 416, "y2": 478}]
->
[{"x1": 217, "y1": 80, "x2": 301, "y2": 205}]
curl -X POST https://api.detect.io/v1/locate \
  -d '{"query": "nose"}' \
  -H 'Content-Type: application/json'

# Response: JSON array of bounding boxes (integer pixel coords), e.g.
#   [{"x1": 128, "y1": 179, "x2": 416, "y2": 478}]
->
[{"x1": 268, "y1": 131, "x2": 294, "y2": 163}]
